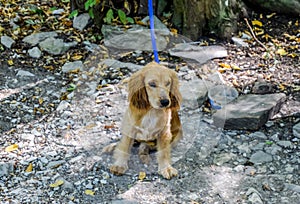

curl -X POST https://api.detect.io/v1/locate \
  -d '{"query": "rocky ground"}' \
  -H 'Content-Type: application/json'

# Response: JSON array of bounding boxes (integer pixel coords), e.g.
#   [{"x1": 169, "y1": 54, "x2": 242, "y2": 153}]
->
[{"x1": 1, "y1": 1, "x2": 300, "y2": 204}]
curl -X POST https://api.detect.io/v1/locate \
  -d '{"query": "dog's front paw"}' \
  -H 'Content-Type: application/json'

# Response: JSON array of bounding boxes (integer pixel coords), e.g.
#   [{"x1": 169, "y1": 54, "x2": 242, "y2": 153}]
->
[
  {"x1": 159, "y1": 166, "x2": 178, "y2": 179},
  {"x1": 110, "y1": 165, "x2": 128, "y2": 175}
]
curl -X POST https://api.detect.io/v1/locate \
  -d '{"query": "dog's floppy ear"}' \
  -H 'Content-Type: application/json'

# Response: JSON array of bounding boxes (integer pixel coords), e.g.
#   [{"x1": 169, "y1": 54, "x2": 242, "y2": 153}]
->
[
  {"x1": 128, "y1": 69, "x2": 150, "y2": 110},
  {"x1": 169, "y1": 69, "x2": 182, "y2": 109}
]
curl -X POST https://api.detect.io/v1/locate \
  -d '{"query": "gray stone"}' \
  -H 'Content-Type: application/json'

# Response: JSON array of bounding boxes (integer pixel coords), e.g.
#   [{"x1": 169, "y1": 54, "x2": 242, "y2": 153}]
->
[
  {"x1": 102, "y1": 25, "x2": 168, "y2": 51},
  {"x1": 22, "y1": 31, "x2": 58, "y2": 46},
  {"x1": 248, "y1": 131, "x2": 267, "y2": 140},
  {"x1": 141, "y1": 15, "x2": 170, "y2": 35},
  {"x1": 213, "y1": 152, "x2": 235, "y2": 165},
  {"x1": 169, "y1": 44, "x2": 228, "y2": 64},
  {"x1": 52, "y1": 9, "x2": 65, "y2": 15},
  {"x1": 46, "y1": 160, "x2": 66, "y2": 169},
  {"x1": 249, "y1": 151, "x2": 273, "y2": 164},
  {"x1": 1, "y1": 35, "x2": 15, "y2": 49},
  {"x1": 213, "y1": 93, "x2": 286, "y2": 130},
  {"x1": 277, "y1": 140, "x2": 293, "y2": 148},
  {"x1": 0, "y1": 162, "x2": 14, "y2": 177},
  {"x1": 100, "y1": 59, "x2": 143, "y2": 73},
  {"x1": 180, "y1": 79, "x2": 210, "y2": 109},
  {"x1": 284, "y1": 183, "x2": 300, "y2": 193},
  {"x1": 231, "y1": 37, "x2": 249, "y2": 47},
  {"x1": 73, "y1": 13, "x2": 90, "y2": 31},
  {"x1": 39, "y1": 37, "x2": 77, "y2": 55},
  {"x1": 16, "y1": 70, "x2": 35, "y2": 77},
  {"x1": 246, "y1": 188, "x2": 263, "y2": 204},
  {"x1": 293, "y1": 122, "x2": 300, "y2": 138},
  {"x1": 62, "y1": 61, "x2": 83, "y2": 73},
  {"x1": 28, "y1": 47, "x2": 42, "y2": 58}
]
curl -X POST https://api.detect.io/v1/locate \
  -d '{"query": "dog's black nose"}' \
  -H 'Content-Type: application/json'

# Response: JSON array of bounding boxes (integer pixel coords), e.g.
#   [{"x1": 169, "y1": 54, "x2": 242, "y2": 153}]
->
[{"x1": 160, "y1": 99, "x2": 170, "y2": 107}]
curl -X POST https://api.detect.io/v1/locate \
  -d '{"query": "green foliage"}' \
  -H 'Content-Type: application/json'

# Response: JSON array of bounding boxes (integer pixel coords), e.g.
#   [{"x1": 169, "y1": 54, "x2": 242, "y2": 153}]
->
[
  {"x1": 104, "y1": 9, "x2": 134, "y2": 25},
  {"x1": 84, "y1": 0, "x2": 97, "y2": 19},
  {"x1": 68, "y1": 10, "x2": 78, "y2": 18},
  {"x1": 67, "y1": 83, "x2": 76, "y2": 92},
  {"x1": 104, "y1": 9, "x2": 114, "y2": 24},
  {"x1": 265, "y1": 140, "x2": 273, "y2": 145}
]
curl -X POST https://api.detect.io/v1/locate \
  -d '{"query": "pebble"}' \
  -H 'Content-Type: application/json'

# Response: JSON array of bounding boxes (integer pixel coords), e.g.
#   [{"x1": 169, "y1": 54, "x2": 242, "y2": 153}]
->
[
  {"x1": 1, "y1": 35, "x2": 15, "y2": 49},
  {"x1": 62, "y1": 61, "x2": 84, "y2": 73},
  {"x1": 73, "y1": 13, "x2": 90, "y2": 31},
  {"x1": 28, "y1": 47, "x2": 42, "y2": 58},
  {"x1": 293, "y1": 122, "x2": 300, "y2": 138},
  {"x1": 249, "y1": 151, "x2": 273, "y2": 164}
]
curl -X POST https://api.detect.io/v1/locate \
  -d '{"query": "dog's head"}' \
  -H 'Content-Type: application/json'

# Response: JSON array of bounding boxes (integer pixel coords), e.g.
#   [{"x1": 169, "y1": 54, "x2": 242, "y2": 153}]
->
[{"x1": 128, "y1": 62, "x2": 182, "y2": 110}]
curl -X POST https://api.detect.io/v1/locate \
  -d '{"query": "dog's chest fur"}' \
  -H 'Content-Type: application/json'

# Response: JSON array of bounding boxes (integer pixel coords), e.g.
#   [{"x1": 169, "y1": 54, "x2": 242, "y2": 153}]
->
[{"x1": 134, "y1": 108, "x2": 171, "y2": 142}]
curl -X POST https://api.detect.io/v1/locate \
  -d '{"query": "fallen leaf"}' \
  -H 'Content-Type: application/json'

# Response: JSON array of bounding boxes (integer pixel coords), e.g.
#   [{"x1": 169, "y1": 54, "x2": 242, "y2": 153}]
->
[
  {"x1": 276, "y1": 48, "x2": 287, "y2": 56},
  {"x1": 232, "y1": 65, "x2": 241, "y2": 71},
  {"x1": 7, "y1": 59, "x2": 14, "y2": 66},
  {"x1": 85, "y1": 189, "x2": 95, "y2": 196},
  {"x1": 252, "y1": 20, "x2": 263, "y2": 27},
  {"x1": 218, "y1": 63, "x2": 231, "y2": 69},
  {"x1": 25, "y1": 163, "x2": 33, "y2": 172},
  {"x1": 49, "y1": 180, "x2": 64, "y2": 188},
  {"x1": 39, "y1": 98, "x2": 44, "y2": 105},
  {"x1": 138, "y1": 171, "x2": 146, "y2": 181},
  {"x1": 5, "y1": 144, "x2": 18, "y2": 152}
]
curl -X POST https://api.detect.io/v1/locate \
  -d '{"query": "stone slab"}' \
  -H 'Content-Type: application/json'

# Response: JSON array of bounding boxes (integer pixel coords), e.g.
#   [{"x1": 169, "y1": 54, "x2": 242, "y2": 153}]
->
[{"x1": 213, "y1": 93, "x2": 286, "y2": 130}]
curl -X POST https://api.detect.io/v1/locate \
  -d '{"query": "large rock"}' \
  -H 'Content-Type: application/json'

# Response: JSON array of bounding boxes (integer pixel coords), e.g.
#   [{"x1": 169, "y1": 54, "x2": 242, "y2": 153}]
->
[
  {"x1": 169, "y1": 44, "x2": 228, "y2": 64},
  {"x1": 102, "y1": 25, "x2": 169, "y2": 51},
  {"x1": 180, "y1": 79, "x2": 211, "y2": 109},
  {"x1": 39, "y1": 37, "x2": 78, "y2": 55},
  {"x1": 213, "y1": 93, "x2": 286, "y2": 130},
  {"x1": 22, "y1": 31, "x2": 58, "y2": 46}
]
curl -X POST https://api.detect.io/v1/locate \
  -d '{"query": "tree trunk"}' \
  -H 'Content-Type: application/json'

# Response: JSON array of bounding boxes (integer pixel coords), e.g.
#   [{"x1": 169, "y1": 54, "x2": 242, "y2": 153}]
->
[{"x1": 172, "y1": 0, "x2": 244, "y2": 40}]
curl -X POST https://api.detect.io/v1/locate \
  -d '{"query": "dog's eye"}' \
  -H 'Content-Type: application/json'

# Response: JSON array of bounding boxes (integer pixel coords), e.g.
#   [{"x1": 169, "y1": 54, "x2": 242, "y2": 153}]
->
[{"x1": 149, "y1": 81, "x2": 157, "y2": 88}]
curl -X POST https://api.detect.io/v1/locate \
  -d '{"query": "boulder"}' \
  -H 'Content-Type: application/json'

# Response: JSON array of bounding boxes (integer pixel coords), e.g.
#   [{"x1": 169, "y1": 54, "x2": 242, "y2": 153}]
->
[{"x1": 213, "y1": 93, "x2": 286, "y2": 130}]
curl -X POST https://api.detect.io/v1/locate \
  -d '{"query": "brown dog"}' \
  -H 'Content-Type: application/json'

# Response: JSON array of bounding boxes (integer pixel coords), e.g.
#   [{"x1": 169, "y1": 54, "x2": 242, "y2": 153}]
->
[{"x1": 108, "y1": 62, "x2": 182, "y2": 179}]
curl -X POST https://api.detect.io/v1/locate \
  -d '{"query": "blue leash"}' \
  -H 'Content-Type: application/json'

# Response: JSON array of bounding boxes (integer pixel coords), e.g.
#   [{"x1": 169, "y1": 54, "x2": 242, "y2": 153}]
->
[{"x1": 148, "y1": 0, "x2": 160, "y2": 63}]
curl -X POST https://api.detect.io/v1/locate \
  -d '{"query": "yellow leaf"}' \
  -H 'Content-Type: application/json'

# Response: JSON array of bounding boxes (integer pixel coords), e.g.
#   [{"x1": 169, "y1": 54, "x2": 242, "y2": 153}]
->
[
  {"x1": 5, "y1": 144, "x2": 18, "y2": 152},
  {"x1": 232, "y1": 65, "x2": 241, "y2": 71},
  {"x1": 218, "y1": 63, "x2": 231, "y2": 69},
  {"x1": 49, "y1": 180, "x2": 64, "y2": 188},
  {"x1": 72, "y1": 54, "x2": 83, "y2": 60},
  {"x1": 25, "y1": 163, "x2": 33, "y2": 172},
  {"x1": 138, "y1": 171, "x2": 146, "y2": 181},
  {"x1": 252, "y1": 20, "x2": 263, "y2": 27},
  {"x1": 288, "y1": 53, "x2": 298, "y2": 58},
  {"x1": 278, "y1": 84, "x2": 285, "y2": 91},
  {"x1": 276, "y1": 48, "x2": 287, "y2": 56},
  {"x1": 170, "y1": 28, "x2": 178, "y2": 35},
  {"x1": 7, "y1": 59, "x2": 14, "y2": 66},
  {"x1": 39, "y1": 98, "x2": 44, "y2": 105},
  {"x1": 85, "y1": 189, "x2": 95, "y2": 196}
]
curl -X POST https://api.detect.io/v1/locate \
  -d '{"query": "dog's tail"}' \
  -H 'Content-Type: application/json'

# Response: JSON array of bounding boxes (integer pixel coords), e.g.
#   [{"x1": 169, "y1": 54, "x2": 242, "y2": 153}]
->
[{"x1": 101, "y1": 142, "x2": 117, "y2": 154}]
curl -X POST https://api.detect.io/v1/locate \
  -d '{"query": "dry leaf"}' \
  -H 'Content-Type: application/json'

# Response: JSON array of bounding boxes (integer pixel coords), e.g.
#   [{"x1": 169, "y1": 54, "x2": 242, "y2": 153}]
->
[
  {"x1": 252, "y1": 20, "x2": 263, "y2": 27},
  {"x1": 276, "y1": 48, "x2": 287, "y2": 56},
  {"x1": 85, "y1": 189, "x2": 95, "y2": 196},
  {"x1": 138, "y1": 171, "x2": 146, "y2": 181},
  {"x1": 5, "y1": 144, "x2": 18, "y2": 152},
  {"x1": 39, "y1": 98, "x2": 44, "y2": 105},
  {"x1": 7, "y1": 59, "x2": 14, "y2": 66},
  {"x1": 25, "y1": 163, "x2": 33, "y2": 172},
  {"x1": 218, "y1": 63, "x2": 231, "y2": 69},
  {"x1": 232, "y1": 65, "x2": 241, "y2": 71},
  {"x1": 49, "y1": 180, "x2": 64, "y2": 188}
]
